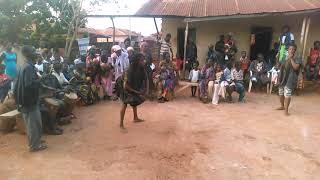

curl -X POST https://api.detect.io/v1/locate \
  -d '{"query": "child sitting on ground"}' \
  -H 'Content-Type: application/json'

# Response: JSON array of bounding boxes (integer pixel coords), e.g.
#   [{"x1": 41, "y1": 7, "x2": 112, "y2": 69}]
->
[{"x1": 188, "y1": 63, "x2": 200, "y2": 97}]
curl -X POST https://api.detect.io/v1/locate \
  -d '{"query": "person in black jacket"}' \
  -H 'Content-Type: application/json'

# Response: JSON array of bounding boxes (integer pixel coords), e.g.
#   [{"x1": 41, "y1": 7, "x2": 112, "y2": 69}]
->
[{"x1": 14, "y1": 46, "x2": 47, "y2": 152}]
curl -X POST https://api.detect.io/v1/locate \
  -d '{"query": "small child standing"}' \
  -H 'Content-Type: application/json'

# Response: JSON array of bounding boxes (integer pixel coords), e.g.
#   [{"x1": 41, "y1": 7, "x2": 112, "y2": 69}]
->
[
  {"x1": 269, "y1": 64, "x2": 280, "y2": 85},
  {"x1": 212, "y1": 64, "x2": 224, "y2": 105},
  {"x1": 240, "y1": 51, "x2": 250, "y2": 78},
  {"x1": 189, "y1": 63, "x2": 200, "y2": 97}
]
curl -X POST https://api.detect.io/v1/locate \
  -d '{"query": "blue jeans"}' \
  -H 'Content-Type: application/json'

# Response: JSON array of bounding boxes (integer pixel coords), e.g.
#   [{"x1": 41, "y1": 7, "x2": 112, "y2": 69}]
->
[{"x1": 235, "y1": 82, "x2": 245, "y2": 101}]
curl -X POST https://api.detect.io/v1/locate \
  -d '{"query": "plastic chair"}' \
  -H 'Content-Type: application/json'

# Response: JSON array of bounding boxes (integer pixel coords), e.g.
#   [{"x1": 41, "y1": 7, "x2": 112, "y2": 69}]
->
[{"x1": 248, "y1": 71, "x2": 270, "y2": 93}]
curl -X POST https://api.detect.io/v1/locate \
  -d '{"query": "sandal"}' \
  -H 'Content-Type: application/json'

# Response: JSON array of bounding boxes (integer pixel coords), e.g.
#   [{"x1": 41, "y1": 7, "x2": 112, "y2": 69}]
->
[{"x1": 29, "y1": 144, "x2": 48, "y2": 152}]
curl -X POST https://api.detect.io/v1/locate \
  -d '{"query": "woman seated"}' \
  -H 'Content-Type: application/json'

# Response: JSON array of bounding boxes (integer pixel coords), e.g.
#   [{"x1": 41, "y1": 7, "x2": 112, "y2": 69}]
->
[
  {"x1": 249, "y1": 54, "x2": 269, "y2": 89},
  {"x1": 199, "y1": 59, "x2": 215, "y2": 103},
  {"x1": 156, "y1": 61, "x2": 175, "y2": 103},
  {"x1": 0, "y1": 64, "x2": 12, "y2": 103},
  {"x1": 305, "y1": 41, "x2": 320, "y2": 81},
  {"x1": 70, "y1": 61, "x2": 98, "y2": 105}
]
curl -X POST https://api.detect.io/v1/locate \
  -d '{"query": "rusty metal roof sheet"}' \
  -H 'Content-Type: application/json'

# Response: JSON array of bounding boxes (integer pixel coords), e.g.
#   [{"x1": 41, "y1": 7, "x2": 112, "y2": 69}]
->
[
  {"x1": 136, "y1": 0, "x2": 320, "y2": 17},
  {"x1": 79, "y1": 28, "x2": 140, "y2": 37}
]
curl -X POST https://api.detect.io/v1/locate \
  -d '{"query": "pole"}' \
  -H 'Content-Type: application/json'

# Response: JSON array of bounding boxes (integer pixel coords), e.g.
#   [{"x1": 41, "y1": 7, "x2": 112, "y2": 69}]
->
[
  {"x1": 302, "y1": 17, "x2": 311, "y2": 60},
  {"x1": 129, "y1": 17, "x2": 132, "y2": 40},
  {"x1": 153, "y1": 18, "x2": 159, "y2": 40},
  {"x1": 300, "y1": 17, "x2": 307, "y2": 46},
  {"x1": 154, "y1": 17, "x2": 160, "y2": 61},
  {"x1": 110, "y1": 17, "x2": 115, "y2": 45},
  {"x1": 183, "y1": 22, "x2": 189, "y2": 79}
]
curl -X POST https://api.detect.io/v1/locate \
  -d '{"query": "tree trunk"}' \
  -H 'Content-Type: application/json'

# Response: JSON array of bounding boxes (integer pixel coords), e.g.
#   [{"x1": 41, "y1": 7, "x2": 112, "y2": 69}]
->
[
  {"x1": 66, "y1": 18, "x2": 79, "y2": 59},
  {"x1": 64, "y1": 24, "x2": 72, "y2": 58}
]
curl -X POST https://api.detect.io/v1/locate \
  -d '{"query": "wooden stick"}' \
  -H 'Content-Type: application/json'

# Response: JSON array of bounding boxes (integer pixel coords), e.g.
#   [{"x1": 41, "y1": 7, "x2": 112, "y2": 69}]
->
[
  {"x1": 183, "y1": 22, "x2": 189, "y2": 79},
  {"x1": 110, "y1": 17, "x2": 115, "y2": 45},
  {"x1": 302, "y1": 17, "x2": 311, "y2": 60}
]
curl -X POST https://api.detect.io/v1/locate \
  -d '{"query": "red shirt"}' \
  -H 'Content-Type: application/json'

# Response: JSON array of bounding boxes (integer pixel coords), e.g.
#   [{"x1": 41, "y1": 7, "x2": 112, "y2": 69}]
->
[
  {"x1": 240, "y1": 57, "x2": 250, "y2": 70},
  {"x1": 309, "y1": 48, "x2": 320, "y2": 66},
  {"x1": 0, "y1": 73, "x2": 11, "y2": 85},
  {"x1": 173, "y1": 58, "x2": 183, "y2": 70}
]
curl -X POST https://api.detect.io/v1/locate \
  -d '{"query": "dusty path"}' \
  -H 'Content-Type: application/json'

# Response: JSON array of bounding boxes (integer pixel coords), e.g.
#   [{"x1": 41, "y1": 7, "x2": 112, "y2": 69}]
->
[{"x1": 0, "y1": 92, "x2": 320, "y2": 180}]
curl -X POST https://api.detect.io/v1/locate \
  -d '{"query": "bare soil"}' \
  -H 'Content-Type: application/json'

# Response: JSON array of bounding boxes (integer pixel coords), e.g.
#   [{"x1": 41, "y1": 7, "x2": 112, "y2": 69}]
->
[{"x1": 1, "y1": 91, "x2": 320, "y2": 180}]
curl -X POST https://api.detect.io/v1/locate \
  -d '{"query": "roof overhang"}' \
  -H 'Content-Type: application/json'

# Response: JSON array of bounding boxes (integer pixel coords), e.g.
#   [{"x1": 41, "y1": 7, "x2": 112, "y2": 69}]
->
[
  {"x1": 184, "y1": 8, "x2": 320, "y2": 22},
  {"x1": 86, "y1": 8, "x2": 320, "y2": 22},
  {"x1": 86, "y1": 14, "x2": 182, "y2": 18}
]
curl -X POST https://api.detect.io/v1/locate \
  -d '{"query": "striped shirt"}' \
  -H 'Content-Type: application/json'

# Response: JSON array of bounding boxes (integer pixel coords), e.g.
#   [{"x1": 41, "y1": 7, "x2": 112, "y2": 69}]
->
[
  {"x1": 231, "y1": 69, "x2": 244, "y2": 81},
  {"x1": 160, "y1": 40, "x2": 172, "y2": 55}
]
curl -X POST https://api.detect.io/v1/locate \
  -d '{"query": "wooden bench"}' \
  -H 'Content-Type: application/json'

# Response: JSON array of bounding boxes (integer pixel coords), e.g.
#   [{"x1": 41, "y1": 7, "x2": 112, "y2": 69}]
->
[{"x1": 175, "y1": 81, "x2": 198, "y2": 94}]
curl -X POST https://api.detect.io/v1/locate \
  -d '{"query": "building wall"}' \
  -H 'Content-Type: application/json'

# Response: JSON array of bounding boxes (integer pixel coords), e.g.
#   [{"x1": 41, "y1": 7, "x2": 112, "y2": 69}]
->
[{"x1": 162, "y1": 13, "x2": 320, "y2": 66}]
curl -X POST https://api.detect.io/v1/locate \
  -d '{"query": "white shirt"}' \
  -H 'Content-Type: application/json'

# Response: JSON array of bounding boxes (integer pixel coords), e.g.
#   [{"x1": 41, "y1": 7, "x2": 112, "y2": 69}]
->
[
  {"x1": 113, "y1": 52, "x2": 130, "y2": 80},
  {"x1": 189, "y1": 69, "x2": 200, "y2": 83},
  {"x1": 52, "y1": 71, "x2": 69, "y2": 85},
  {"x1": 34, "y1": 60, "x2": 48, "y2": 73},
  {"x1": 50, "y1": 56, "x2": 64, "y2": 62},
  {"x1": 35, "y1": 63, "x2": 44, "y2": 73},
  {"x1": 74, "y1": 58, "x2": 82, "y2": 65},
  {"x1": 281, "y1": 33, "x2": 294, "y2": 44}
]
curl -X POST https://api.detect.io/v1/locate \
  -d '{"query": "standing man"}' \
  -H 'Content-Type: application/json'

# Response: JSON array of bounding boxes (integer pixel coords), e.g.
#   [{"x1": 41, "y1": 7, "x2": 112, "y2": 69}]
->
[
  {"x1": 113, "y1": 45, "x2": 130, "y2": 81},
  {"x1": 14, "y1": 46, "x2": 47, "y2": 152},
  {"x1": 278, "y1": 25, "x2": 295, "y2": 64},
  {"x1": 207, "y1": 44, "x2": 217, "y2": 63},
  {"x1": 215, "y1": 35, "x2": 226, "y2": 67},
  {"x1": 160, "y1": 33, "x2": 173, "y2": 62},
  {"x1": 124, "y1": 38, "x2": 131, "y2": 50},
  {"x1": 140, "y1": 42, "x2": 154, "y2": 98},
  {"x1": 186, "y1": 38, "x2": 198, "y2": 72},
  {"x1": 276, "y1": 43, "x2": 301, "y2": 116}
]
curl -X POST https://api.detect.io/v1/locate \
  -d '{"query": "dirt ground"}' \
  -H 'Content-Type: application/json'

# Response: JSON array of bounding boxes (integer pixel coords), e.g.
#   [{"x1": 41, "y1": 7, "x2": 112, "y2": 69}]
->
[{"x1": 0, "y1": 90, "x2": 320, "y2": 180}]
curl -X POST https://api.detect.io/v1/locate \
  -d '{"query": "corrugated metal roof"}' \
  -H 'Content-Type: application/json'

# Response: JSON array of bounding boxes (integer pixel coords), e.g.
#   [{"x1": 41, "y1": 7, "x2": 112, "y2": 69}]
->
[
  {"x1": 136, "y1": 0, "x2": 320, "y2": 17},
  {"x1": 79, "y1": 28, "x2": 140, "y2": 37}
]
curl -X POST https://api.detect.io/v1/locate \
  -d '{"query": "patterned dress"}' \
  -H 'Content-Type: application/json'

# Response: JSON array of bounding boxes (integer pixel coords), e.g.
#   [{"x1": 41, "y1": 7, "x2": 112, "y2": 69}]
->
[{"x1": 199, "y1": 65, "x2": 215, "y2": 98}]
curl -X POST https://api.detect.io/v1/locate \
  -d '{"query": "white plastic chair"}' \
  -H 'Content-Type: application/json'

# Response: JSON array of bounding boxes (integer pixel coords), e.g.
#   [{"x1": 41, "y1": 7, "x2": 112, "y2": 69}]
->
[{"x1": 248, "y1": 71, "x2": 270, "y2": 93}]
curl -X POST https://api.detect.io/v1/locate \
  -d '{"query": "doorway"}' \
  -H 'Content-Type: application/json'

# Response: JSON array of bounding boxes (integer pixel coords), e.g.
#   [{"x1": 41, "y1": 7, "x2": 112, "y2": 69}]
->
[
  {"x1": 177, "y1": 28, "x2": 196, "y2": 59},
  {"x1": 250, "y1": 27, "x2": 273, "y2": 60}
]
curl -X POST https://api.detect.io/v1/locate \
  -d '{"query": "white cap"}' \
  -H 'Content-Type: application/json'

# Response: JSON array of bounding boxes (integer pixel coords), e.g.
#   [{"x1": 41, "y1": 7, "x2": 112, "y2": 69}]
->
[
  {"x1": 127, "y1": 46, "x2": 134, "y2": 52},
  {"x1": 112, "y1": 45, "x2": 121, "y2": 52}
]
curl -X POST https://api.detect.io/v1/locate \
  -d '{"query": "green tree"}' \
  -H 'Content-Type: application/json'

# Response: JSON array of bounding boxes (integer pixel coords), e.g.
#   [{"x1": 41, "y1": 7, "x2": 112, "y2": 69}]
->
[{"x1": 0, "y1": 0, "x2": 32, "y2": 44}]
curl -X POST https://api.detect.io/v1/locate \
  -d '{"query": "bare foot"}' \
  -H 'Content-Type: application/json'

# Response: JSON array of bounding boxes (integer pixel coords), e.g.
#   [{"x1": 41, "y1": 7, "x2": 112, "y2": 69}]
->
[
  {"x1": 285, "y1": 111, "x2": 290, "y2": 116},
  {"x1": 120, "y1": 126, "x2": 128, "y2": 133},
  {"x1": 134, "y1": 119, "x2": 144, "y2": 123},
  {"x1": 276, "y1": 107, "x2": 285, "y2": 110}
]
